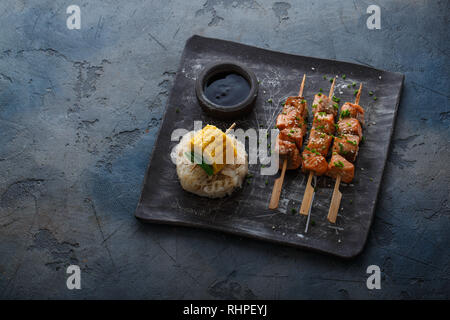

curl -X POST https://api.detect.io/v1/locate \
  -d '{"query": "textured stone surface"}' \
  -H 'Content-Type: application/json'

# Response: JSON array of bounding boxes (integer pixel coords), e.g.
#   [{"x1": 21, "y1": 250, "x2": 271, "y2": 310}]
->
[{"x1": 0, "y1": 0, "x2": 449, "y2": 299}]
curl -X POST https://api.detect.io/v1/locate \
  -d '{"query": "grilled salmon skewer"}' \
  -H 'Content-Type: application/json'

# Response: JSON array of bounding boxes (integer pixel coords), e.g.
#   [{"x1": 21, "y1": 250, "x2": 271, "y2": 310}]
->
[
  {"x1": 327, "y1": 83, "x2": 364, "y2": 223},
  {"x1": 269, "y1": 75, "x2": 307, "y2": 209},
  {"x1": 299, "y1": 77, "x2": 337, "y2": 216}
]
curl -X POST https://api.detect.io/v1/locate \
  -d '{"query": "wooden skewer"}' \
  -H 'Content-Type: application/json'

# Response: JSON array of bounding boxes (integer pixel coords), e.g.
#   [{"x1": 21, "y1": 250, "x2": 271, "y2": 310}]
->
[
  {"x1": 225, "y1": 122, "x2": 236, "y2": 134},
  {"x1": 300, "y1": 76, "x2": 336, "y2": 215},
  {"x1": 269, "y1": 74, "x2": 306, "y2": 209},
  {"x1": 299, "y1": 171, "x2": 315, "y2": 215},
  {"x1": 327, "y1": 83, "x2": 362, "y2": 223}
]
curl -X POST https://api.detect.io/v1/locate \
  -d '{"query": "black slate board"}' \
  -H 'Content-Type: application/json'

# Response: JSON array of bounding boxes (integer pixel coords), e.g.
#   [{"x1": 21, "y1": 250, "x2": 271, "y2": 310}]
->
[{"x1": 135, "y1": 35, "x2": 404, "y2": 258}]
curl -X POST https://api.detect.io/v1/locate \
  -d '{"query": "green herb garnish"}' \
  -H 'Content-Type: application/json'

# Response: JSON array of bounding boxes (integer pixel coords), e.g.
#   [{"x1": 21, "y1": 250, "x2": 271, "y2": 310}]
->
[
  {"x1": 340, "y1": 109, "x2": 351, "y2": 118},
  {"x1": 334, "y1": 161, "x2": 344, "y2": 168},
  {"x1": 332, "y1": 96, "x2": 341, "y2": 103},
  {"x1": 185, "y1": 152, "x2": 214, "y2": 176}
]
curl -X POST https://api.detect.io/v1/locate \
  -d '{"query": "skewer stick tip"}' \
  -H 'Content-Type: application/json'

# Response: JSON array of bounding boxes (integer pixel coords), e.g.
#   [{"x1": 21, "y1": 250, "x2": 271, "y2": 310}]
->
[
  {"x1": 298, "y1": 74, "x2": 306, "y2": 97},
  {"x1": 355, "y1": 83, "x2": 363, "y2": 105},
  {"x1": 328, "y1": 76, "x2": 336, "y2": 98}
]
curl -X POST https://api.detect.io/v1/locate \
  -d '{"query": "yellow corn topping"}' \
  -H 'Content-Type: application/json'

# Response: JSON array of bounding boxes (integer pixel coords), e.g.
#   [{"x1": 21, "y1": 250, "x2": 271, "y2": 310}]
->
[{"x1": 190, "y1": 125, "x2": 237, "y2": 174}]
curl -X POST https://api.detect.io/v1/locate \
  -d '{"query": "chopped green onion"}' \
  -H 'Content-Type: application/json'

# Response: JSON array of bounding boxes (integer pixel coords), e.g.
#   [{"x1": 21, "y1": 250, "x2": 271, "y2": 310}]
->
[
  {"x1": 334, "y1": 161, "x2": 344, "y2": 168},
  {"x1": 332, "y1": 96, "x2": 341, "y2": 103},
  {"x1": 340, "y1": 109, "x2": 351, "y2": 118}
]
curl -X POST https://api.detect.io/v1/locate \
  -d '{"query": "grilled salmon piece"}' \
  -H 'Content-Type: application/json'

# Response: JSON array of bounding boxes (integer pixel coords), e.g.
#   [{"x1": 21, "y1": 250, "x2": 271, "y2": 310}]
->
[
  {"x1": 301, "y1": 149, "x2": 328, "y2": 175},
  {"x1": 276, "y1": 110, "x2": 300, "y2": 130},
  {"x1": 285, "y1": 96, "x2": 308, "y2": 119},
  {"x1": 340, "y1": 102, "x2": 365, "y2": 125},
  {"x1": 284, "y1": 146, "x2": 302, "y2": 170},
  {"x1": 306, "y1": 129, "x2": 333, "y2": 156},
  {"x1": 337, "y1": 118, "x2": 362, "y2": 139},
  {"x1": 279, "y1": 127, "x2": 304, "y2": 149},
  {"x1": 332, "y1": 134, "x2": 360, "y2": 162},
  {"x1": 296, "y1": 118, "x2": 308, "y2": 136},
  {"x1": 326, "y1": 154, "x2": 355, "y2": 183},
  {"x1": 277, "y1": 135, "x2": 296, "y2": 155},
  {"x1": 312, "y1": 112, "x2": 335, "y2": 135},
  {"x1": 312, "y1": 94, "x2": 338, "y2": 117},
  {"x1": 276, "y1": 137, "x2": 301, "y2": 170}
]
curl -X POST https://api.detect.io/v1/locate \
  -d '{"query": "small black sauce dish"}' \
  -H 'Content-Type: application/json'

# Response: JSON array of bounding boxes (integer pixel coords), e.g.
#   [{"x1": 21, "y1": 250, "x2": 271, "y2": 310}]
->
[{"x1": 195, "y1": 61, "x2": 258, "y2": 119}]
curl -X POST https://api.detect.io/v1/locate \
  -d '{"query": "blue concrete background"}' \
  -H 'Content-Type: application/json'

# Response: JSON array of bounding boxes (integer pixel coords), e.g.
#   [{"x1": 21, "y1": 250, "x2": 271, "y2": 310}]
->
[{"x1": 0, "y1": 0, "x2": 449, "y2": 299}]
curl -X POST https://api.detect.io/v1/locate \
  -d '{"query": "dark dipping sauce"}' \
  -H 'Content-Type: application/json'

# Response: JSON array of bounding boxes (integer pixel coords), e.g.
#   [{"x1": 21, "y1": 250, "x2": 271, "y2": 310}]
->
[{"x1": 204, "y1": 72, "x2": 251, "y2": 107}]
